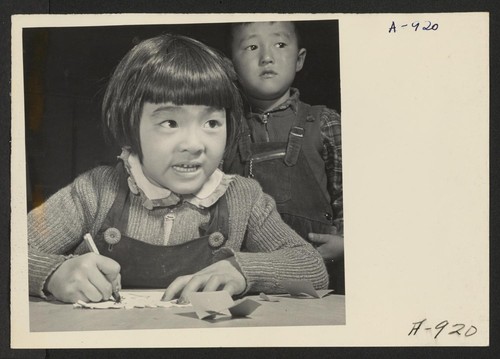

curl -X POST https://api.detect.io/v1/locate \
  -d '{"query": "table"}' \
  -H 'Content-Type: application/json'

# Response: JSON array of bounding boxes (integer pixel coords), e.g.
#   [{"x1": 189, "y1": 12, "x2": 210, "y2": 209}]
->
[{"x1": 29, "y1": 293, "x2": 345, "y2": 332}]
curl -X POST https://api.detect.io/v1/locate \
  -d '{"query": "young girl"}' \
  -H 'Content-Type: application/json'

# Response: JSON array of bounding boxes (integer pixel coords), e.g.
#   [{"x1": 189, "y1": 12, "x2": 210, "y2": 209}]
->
[{"x1": 28, "y1": 34, "x2": 328, "y2": 304}]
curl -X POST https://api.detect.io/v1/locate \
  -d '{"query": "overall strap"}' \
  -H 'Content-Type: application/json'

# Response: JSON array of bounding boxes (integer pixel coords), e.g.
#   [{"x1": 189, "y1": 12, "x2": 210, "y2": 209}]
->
[
  {"x1": 107, "y1": 162, "x2": 132, "y2": 233},
  {"x1": 238, "y1": 120, "x2": 253, "y2": 162},
  {"x1": 199, "y1": 195, "x2": 229, "y2": 240},
  {"x1": 284, "y1": 104, "x2": 323, "y2": 166}
]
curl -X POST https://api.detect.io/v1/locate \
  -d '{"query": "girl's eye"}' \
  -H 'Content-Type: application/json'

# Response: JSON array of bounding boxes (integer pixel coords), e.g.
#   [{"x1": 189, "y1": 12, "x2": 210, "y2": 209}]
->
[
  {"x1": 244, "y1": 44, "x2": 257, "y2": 51},
  {"x1": 275, "y1": 42, "x2": 287, "y2": 48},
  {"x1": 160, "y1": 120, "x2": 178, "y2": 128},
  {"x1": 204, "y1": 119, "x2": 222, "y2": 129}
]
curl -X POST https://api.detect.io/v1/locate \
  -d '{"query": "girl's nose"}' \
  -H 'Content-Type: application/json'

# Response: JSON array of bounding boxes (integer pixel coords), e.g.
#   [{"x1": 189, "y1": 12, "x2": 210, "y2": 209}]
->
[{"x1": 178, "y1": 130, "x2": 204, "y2": 154}]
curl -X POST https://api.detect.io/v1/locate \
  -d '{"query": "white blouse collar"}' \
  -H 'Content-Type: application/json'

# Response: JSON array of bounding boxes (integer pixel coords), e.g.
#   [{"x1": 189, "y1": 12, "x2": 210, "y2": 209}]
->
[{"x1": 119, "y1": 147, "x2": 233, "y2": 210}]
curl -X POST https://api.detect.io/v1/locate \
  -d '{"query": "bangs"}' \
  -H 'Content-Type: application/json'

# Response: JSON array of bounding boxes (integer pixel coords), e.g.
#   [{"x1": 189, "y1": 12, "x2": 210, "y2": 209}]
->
[
  {"x1": 102, "y1": 34, "x2": 242, "y2": 159},
  {"x1": 137, "y1": 39, "x2": 238, "y2": 110}
]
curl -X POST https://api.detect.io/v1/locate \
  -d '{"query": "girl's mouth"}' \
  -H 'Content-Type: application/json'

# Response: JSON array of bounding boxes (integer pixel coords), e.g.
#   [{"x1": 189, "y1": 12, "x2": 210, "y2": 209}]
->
[{"x1": 172, "y1": 164, "x2": 201, "y2": 173}]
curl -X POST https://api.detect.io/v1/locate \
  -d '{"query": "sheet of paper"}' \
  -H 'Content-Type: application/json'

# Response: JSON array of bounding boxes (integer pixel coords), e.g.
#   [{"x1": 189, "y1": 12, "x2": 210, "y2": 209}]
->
[
  {"x1": 73, "y1": 291, "x2": 191, "y2": 310},
  {"x1": 280, "y1": 280, "x2": 334, "y2": 298}
]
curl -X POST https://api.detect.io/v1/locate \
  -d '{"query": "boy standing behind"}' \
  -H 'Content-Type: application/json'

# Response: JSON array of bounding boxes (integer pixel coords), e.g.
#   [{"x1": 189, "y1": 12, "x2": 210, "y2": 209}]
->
[{"x1": 224, "y1": 21, "x2": 344, "y2": 293}]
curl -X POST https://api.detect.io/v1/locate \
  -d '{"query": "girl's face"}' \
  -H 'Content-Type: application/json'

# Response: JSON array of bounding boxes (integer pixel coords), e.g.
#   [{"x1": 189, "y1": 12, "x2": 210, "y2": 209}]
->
[{"x1": 139, "y1": 102, "x2": 227, "y2": 195}]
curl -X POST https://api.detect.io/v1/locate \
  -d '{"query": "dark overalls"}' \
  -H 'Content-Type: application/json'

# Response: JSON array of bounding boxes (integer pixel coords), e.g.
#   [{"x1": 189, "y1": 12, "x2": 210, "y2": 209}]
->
[
  {"x1": 224, "y1": 101, "x2": 344, "y2": 293},
  {"x1": 93, "y1": 163, "x2": 229, "y2": 289}
]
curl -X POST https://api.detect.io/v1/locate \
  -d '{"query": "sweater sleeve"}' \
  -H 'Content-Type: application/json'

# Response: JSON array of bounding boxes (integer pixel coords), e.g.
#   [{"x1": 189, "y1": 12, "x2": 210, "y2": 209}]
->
[
  {"x1": 28, "y1": 166, "x2": 118, "y2": 298},
  {"x1": 231, "y1": 186, "x2": 329, "y2": 294}
]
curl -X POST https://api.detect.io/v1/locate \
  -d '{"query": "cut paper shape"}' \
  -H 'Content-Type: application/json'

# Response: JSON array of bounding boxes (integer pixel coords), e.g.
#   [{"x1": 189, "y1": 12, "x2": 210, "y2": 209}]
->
[
  {"x1": 279, "y1": 280, "x2": 334, "y2": 298},
  {"x1": 228, "y1": 298, "x2": 261, "y2": 317},
  {"x1": 187, "y1": 291, "x2": 234, "y2": 320},
  {"x1": 259, "y1": 292, "x2": 280, "y2": 302},
  {"x1": 74, "y1": 300, "x2": 124, "y2": 309},
  {"x1": 73, "y1": 291, "x2": 192, "y2": 310},
  {"x1": 187, "y1": 291, "x2": 261, "y2": 320}
]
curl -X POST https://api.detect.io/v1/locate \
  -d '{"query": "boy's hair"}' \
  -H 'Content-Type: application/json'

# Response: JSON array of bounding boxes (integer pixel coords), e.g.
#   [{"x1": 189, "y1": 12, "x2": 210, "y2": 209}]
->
[
  {"x1": 102, "y1": 34, "x2": 242, "y2": 160},
  {"x1": 228, "y1": 21, "x2": 302, "y2": 53}
]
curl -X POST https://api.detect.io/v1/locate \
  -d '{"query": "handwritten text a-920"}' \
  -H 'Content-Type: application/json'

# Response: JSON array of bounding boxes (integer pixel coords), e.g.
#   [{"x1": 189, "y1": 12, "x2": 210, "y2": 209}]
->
[{"x1": 389, "y1": 21, "x2": 439, "y2": 33}]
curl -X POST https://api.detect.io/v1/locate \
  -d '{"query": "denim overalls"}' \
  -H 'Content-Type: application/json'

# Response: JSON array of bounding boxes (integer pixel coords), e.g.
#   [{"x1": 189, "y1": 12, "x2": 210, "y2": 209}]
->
[
  {"x1": 93, "y1": 163, "x2": 229, "y2": 289},
  {"x1": 224, "y1": 101, "x2": 344, "y2": 293}
]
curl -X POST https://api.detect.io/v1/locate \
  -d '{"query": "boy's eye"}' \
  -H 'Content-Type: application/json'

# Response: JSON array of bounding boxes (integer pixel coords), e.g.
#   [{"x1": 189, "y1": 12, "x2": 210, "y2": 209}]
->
[
  {"x1": 275, "y1": 42, "x2": 287, "y2": 48},
  {"x1": 204, "y1": 119, "x2": 222, "y2": 129},
  {"x1": 160, "y1": 120, "x2": 178, "y2": 128},
  {"x1": 244, "y1": 44, "x2": 257, "y2": 51}
]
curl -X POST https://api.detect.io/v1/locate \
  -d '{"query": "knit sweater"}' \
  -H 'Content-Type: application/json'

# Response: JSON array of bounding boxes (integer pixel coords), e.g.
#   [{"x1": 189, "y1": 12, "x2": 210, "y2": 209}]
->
[{"x1": 28, "y1": 165, "x2": 328, "y2": 298}]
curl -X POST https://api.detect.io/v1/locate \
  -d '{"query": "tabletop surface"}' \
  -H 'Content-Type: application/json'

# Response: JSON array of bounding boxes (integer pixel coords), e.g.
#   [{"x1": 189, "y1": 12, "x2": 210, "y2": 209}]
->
[{"x1": 29, "y1": 293, "x2": 346, "y2": 332}]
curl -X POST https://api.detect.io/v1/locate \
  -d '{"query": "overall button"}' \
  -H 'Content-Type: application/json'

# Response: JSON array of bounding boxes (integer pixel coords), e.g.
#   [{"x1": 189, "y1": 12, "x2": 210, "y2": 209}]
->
[
  {"x1": 208, "y1": 232, "x2": 225, "y2": 249},
  {"x1": 104, "y1": 227, "x2": 121, "y2": 251},
  {"x1": 324, "y1": 213, "x2": 333, "y2": 221}
]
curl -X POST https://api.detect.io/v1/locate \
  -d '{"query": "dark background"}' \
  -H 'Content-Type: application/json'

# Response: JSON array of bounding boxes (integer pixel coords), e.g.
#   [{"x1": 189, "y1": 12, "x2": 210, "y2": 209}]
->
[{"x1": 23, "y1": 21, "x2": 340, "y2": 211}]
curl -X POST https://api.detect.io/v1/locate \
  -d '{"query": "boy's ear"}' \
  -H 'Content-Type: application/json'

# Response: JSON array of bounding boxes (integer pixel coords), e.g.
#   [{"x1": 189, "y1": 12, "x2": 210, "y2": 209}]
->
[{"x1": 295, "y1": 48, "x2": 307, "y2": 72}]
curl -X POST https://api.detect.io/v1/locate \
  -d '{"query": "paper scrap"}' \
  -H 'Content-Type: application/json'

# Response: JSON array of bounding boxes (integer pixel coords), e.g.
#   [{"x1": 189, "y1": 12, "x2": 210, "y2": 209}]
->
[
  {"x1": 73, "y1": 291, "x2": 191, "y2": 310},
  {"x1": 279, "y1": 280, "x2": 333, "y2": 298},
  {"x1": 259, "y1": 292, "x2": 280, "y2": 302},
  {"x1": 187, "y1": 291, "x2": 261, "y2": 320},
  {"x1": 187, "y1": 291, "x2": 234, "y2": 319},
  {"x1": 228, "y1": 298, "x2": 261, "y2": 317}
]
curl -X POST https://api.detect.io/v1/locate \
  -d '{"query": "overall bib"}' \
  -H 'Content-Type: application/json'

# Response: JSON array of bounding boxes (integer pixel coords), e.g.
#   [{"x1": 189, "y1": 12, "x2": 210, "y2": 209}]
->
[
  {"x1": 224, "y1": 103, "x2": 344, "y2": 293},
  {"x1": 94, "y1": 163, "x2": 229, "y2": 289}
]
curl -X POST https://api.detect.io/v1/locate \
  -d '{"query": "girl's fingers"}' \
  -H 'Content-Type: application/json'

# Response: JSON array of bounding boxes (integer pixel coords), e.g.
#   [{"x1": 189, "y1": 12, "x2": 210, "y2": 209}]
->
[
  {"x1": 161, "y1": 275, "x2": 192, "y2": 301},
  {"x1": 222, "y1": 281, "x2": 239, "y2": 296},
  {"x1": 179, "y1": 274, "x2": 209, "y2": 299},
  {"x1": 113, "y1": 273, "x2": 122, "y2": 291},
  {"x1": 87, "y1": 267, "x2": 113, "y2": 300},
  {"x1": 202, "y1": 275, "x2": 223, "y2": 292},
  {"x1": 162, "y1": 261, "x2": 246, "y2": 302},
  {"x1": 94, "y1": 255, "x2": 121, "y2": 281},
  {"x1": 69, "y1": 290, "x2": 91, "y2": 304},
  {"x1": 181, "y1": 274, "x2": 244, "y2": 299},
  {"x1": 79, "y1": 281, "x2": 105, "y2": 302}
]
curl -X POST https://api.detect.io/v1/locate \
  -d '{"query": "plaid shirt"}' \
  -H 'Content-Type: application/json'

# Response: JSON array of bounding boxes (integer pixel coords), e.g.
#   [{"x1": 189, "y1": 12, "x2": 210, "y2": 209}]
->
[{"x1": 246, "y1": 88, "x2": 343, "y2": 232}]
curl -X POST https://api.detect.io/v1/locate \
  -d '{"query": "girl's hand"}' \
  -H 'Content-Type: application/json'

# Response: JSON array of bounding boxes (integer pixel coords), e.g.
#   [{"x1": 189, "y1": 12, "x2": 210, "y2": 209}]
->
[
  {"x1": 308, "y1": 233, "x2": 344, "y2": 261},
  {"x1": 45, "y1": 253, "x2": 121, "y2": 303},
  {"x1": 161, "y1": 258, "x2": 246, "y2": 303}
]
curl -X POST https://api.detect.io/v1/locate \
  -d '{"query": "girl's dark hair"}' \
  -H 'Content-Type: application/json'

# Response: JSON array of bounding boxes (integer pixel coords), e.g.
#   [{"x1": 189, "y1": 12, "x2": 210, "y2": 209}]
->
[{"x1": 102, "y1": 34, "x2": 243, "y2": 160}]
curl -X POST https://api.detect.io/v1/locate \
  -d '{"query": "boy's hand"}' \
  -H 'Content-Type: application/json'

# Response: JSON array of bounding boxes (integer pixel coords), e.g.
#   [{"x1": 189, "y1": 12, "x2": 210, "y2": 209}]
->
[
  {"x1": 161, "y1": 258, "x2": 246, "y2": 303},
  {"x1": 308, "y1": 233, "x2": 344, "y2": 261},
  {"x1": 45, "y1": 253, "x2": 121, "y2": 303}
]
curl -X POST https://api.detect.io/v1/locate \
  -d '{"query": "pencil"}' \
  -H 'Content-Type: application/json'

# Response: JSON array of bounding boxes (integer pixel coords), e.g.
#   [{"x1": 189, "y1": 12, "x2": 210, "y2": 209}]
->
[
  {"x1": 84, "y1": 233, "x2": 100, "y2": 254},
  {"x1": 84, "y1": 233, "x2": 121, "y2": 303}
]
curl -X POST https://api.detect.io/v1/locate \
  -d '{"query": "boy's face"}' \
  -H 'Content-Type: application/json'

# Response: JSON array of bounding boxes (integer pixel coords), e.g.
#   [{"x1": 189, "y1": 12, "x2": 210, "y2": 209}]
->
[
  {"x1": 139, "y1": 102, "x2": 226, "y2": 195},
  {"x1": 231, "y1": 22, "x2": 306, "y2": 104}
]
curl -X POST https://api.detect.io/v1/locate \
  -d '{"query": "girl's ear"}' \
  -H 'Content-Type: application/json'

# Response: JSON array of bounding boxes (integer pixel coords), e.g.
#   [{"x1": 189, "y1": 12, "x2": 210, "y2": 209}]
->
[{"x1": 295, "y1": 48, "x2": 307, "y2": 72}]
